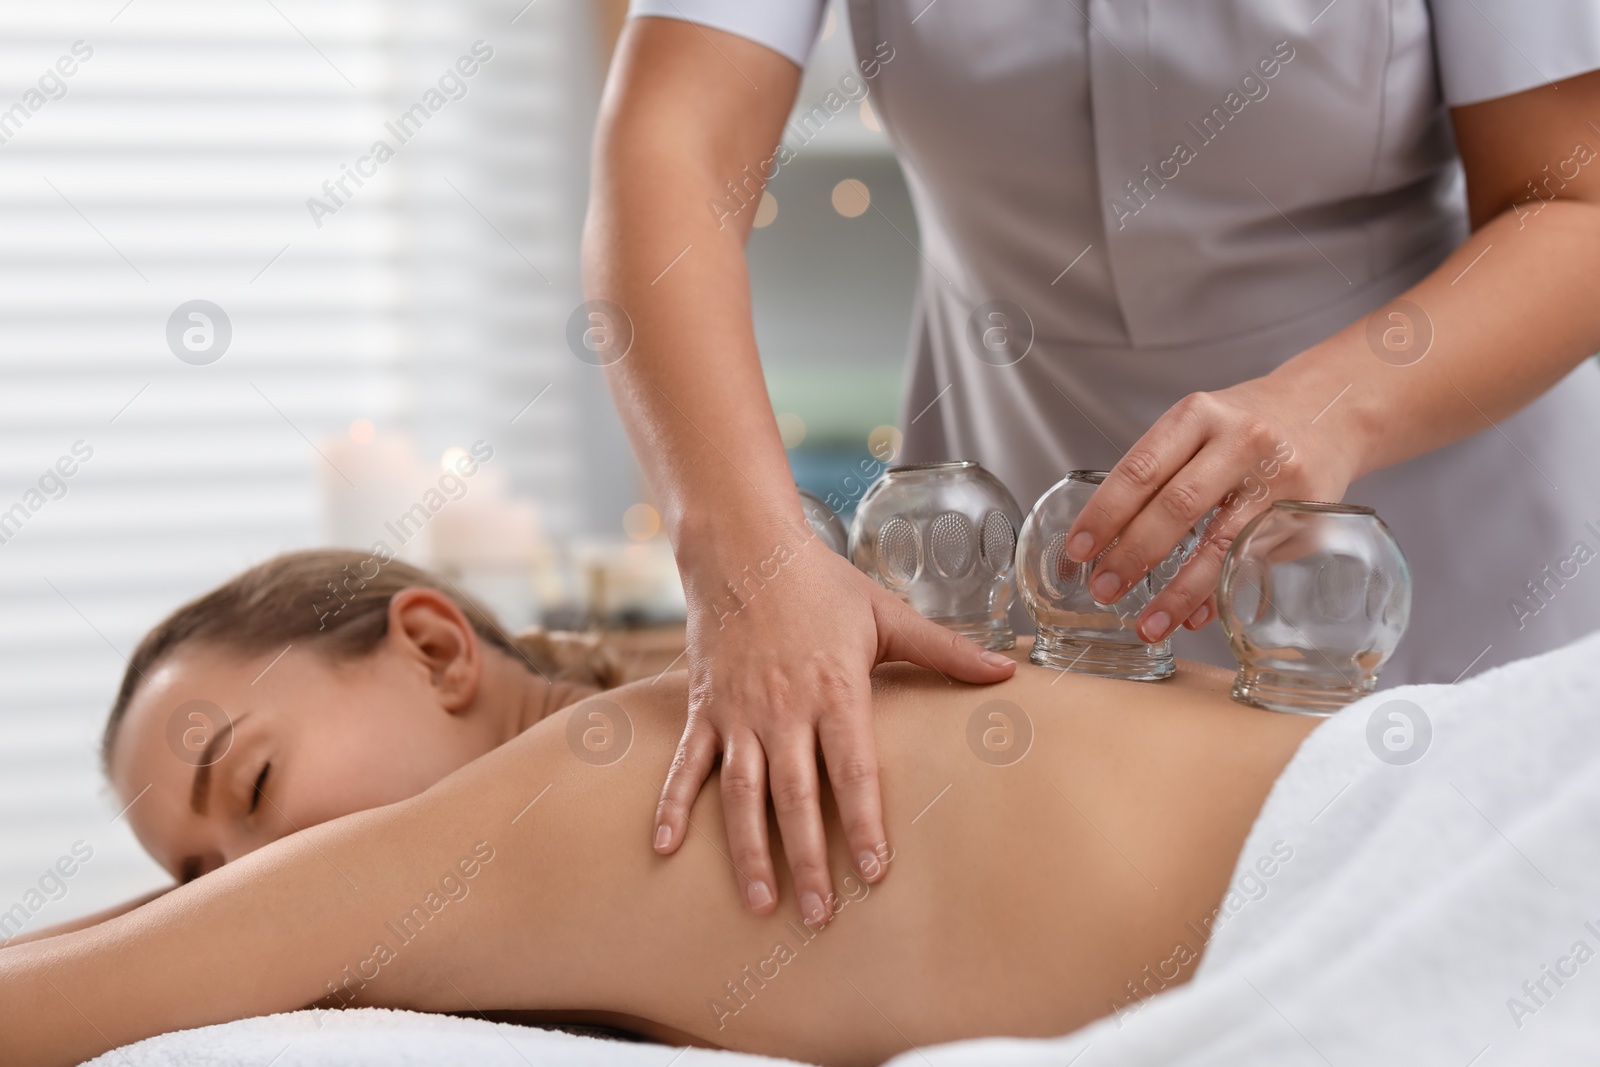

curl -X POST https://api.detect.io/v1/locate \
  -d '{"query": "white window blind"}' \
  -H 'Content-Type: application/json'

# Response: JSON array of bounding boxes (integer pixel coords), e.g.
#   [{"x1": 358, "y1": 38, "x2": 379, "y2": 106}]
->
[{"x1": 0, "y1": 0, "x2": 607, "y2": 930}]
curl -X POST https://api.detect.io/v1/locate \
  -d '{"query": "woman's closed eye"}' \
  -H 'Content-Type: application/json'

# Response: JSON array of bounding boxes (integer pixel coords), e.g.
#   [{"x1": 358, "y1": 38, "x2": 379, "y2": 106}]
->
[{"x1": 248, "y1": 762, "x2": 271, "y2": 815}]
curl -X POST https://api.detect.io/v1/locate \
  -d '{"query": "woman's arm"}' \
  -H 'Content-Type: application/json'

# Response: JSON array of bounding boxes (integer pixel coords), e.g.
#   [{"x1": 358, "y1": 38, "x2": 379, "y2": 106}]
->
[
  {"x1": 0, "y1": 887, "x2": 170, "y2": 948},
  {"x1": 0, "y1": 716, "x2": 648, "y2": 1066},
  {"x1": 1063, "y1": 69, "x2": 1600, "y2": 643}
]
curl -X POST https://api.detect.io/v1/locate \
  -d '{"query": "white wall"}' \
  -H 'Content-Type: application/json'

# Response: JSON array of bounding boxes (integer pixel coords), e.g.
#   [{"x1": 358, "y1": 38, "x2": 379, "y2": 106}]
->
[{"x1": 0, "y1": 0, "x2": 617, "y2": 931}]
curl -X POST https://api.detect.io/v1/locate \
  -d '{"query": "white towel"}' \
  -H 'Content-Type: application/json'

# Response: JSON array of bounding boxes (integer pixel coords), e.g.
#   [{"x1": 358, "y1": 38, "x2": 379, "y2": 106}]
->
[
  {"x1": 885, "y1": 627, "x2": 1600, "y2": 1066},
  {"x1": 84, "y1": 1006, "x2": 811, "y2": 1066}
]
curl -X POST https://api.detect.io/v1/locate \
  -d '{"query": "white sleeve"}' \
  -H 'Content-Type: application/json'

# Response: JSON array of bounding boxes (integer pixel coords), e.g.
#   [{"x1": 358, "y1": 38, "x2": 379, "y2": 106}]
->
[
  {"x1": 1430, "y1": 0, "x2": 1600, "y2": 105},
  {"x1": 626, "y1": 0, "x2": 828, "y2": 69}
]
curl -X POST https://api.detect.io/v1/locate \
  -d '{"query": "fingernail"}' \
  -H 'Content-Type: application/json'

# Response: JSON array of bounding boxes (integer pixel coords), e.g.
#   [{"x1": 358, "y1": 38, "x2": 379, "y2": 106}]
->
[
  {"x1": 1140, "y1": 611, "x2": 1171, "y2": 642},
  {"x1": 653, "y1": 824, "x2": 672, "y2": 852},
  {"x1": 857, "y1": 850, "x2": 882, "y2": 880},
  {"x1": 1090, "y1": 571, "x2": 1122, "y2": 604},
  {"x1": 801, "y1": 891, "x2": 827, "y2": 927},
  {"x1": 746, "y1": 880, "x2": 774, "y2": 910},
  {"x1": 1186, "y1": 604, "x2": 1211, "y2": 628},
  {"x1": 1066, "y1": 532, "x2": 1094, "y2": 562},
  {"x1": 980, "y1": 650, "x2": 1011, "y2": 668}
]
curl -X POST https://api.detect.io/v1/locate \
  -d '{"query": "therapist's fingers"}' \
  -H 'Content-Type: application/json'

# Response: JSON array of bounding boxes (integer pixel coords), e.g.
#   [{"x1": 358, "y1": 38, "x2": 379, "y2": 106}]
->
[
  {"x1": 766, "y1": 729, "x2": 835, "y2": 928},
  {"x1": 1137, "y1": 497, "x2": 1261, "y2": 641},
  {"x1": 654, "y1": 714, "x2": 720, "y2": 856},
  {"x1": 720, "y1": 726, "x2": 780, "y2": 915},
  {"x1": 1086, "y1": 442, "x2": 1249, "y2": 609},
  {"x1": 815, "y1": 673, "x2": 889, "y2": 885},
  {"x1": 874, "y1": 593, "x2": 1019, "y2": 684},
  {"x1": 1183, "y1": 595, "x2": 1218, "y2": 630},
  {"x1": 1062, "y1": 393, "x2": 1213, "y2": 567}
]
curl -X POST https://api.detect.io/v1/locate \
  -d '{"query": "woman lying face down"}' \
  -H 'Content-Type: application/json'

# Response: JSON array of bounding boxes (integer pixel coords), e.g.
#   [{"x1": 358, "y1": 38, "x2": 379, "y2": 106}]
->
[
  {"x1": 102, "y1": 550, "x2": 621, "y2": 884},
  {"x1": 2, "y1": 549, "x2": 1322, "y2": 1067}
]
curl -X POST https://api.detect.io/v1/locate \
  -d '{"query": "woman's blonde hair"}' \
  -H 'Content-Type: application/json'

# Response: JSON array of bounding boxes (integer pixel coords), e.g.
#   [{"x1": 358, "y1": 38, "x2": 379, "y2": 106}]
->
[{"x1": 100, "y1": 548, "x2": 621, "y2": 771}]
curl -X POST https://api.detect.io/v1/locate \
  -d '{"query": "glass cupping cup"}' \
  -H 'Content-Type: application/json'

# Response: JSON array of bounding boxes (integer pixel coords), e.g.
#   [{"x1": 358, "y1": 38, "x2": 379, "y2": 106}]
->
[
  {"x1": 1217, "y1": 500, "x2": 1411, "y2": 715},
  {"x1": 1017, "y1": 470, "x2": 1198, "y2": 680},
  {"x1": 848, "y1": 461, "x2": 1023, "y2": 650},
  {"x1": 797, "y1": 487, "x2": 848, "y2": 556}
]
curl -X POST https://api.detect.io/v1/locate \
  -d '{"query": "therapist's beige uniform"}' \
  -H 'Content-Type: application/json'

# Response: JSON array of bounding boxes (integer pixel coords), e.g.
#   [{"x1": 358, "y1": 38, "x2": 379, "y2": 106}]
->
[{"x1": 632, "y1": 0, "x2": 1600, "y2": 685}]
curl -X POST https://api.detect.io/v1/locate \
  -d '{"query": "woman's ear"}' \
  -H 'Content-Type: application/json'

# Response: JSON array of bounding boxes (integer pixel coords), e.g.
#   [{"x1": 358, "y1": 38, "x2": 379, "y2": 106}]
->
[{"x1": 385, "y1": 587, "x2": 482, "y2": 714}]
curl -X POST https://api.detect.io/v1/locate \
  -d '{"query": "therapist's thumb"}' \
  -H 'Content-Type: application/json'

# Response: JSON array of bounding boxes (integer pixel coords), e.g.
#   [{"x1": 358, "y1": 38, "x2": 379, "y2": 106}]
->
[{"x1": 874, "y1": 597, "x2": 1018, "y2": 682}]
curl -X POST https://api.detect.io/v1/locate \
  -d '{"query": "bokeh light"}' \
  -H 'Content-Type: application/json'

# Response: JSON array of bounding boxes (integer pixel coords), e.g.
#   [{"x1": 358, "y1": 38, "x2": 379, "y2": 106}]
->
[
  {"x1": 753, "y1": 190, "x2": 779, "y2": 228},
  {"x1": 831, "y1": 179, "x2": 871, "y2": 218},
  {"x1": 776, "y1": 411, "x2": 807, "y2": 448},
  {"x1": 868, "y1": 424, "x2": 903, "y2": 462},
  {"x1": 440, "y1": 445, "x2": 469, "y2": 474},
  {"x1": 623, "y1": 502, "x2": 661, "y2": 541},
  {"x1": 348, "y1": 418, "x2": 375, "y2": 444}
]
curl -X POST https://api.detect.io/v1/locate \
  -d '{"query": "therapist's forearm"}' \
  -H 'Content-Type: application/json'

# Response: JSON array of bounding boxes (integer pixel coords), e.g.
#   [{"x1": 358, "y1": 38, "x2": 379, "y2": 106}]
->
[
  {"x1": 1272, "y1": 69, "x2": 1600, "y2": 482},
  {"x1": 583, "y1": 21, "x2": 807, "y2": 576},
  {"x1": 1270, "y1": 199, "x2": 1600, "y2": 481},
  {"x1": 586, "y1": 170, "x2": 799, "y2": 550}
]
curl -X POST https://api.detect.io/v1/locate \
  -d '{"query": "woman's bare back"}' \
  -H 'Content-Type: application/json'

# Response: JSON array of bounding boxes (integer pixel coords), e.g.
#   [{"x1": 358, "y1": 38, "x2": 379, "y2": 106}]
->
[{"x1": 592, "y1": 657, "x2": 1318, "y2": 1061}]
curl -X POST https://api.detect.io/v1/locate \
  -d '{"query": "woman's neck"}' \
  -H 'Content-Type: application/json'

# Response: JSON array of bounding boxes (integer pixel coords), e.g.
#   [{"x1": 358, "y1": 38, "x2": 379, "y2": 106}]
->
[{"x1": 504, "y1": 655, "x2": 600, "y2": 738}]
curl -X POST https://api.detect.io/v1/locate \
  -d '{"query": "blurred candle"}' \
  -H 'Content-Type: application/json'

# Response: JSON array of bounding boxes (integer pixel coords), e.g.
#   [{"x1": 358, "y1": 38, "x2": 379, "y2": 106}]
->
[{"x1": 318, "y1": 428, "x2": 432, "y2": 562}]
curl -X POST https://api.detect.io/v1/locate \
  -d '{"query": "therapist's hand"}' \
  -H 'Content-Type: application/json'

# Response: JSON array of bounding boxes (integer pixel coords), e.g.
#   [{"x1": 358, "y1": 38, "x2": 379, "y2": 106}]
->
[
  {"x1": 1063, "y1": 376, "x2": 1362, "y2": 642},
  {"x1": 588, "y1": 13, "x2": 1013, "y2": 928},
  {"x1": 656, "y1": 528, "x2": 1016, "y2": 927}
]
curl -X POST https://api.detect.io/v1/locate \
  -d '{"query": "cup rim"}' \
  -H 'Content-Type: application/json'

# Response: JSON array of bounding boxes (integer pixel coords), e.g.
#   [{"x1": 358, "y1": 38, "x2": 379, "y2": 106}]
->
[
  {"x1": 1065, "y1": 469, "x2": 1111, "y2": 485},
  {"x1": 887, "y1": 460, "x2": 979, "y2": 473},
  {"x1": 1272, "y1": 500, "x2": 1376, "y2": 516}
]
